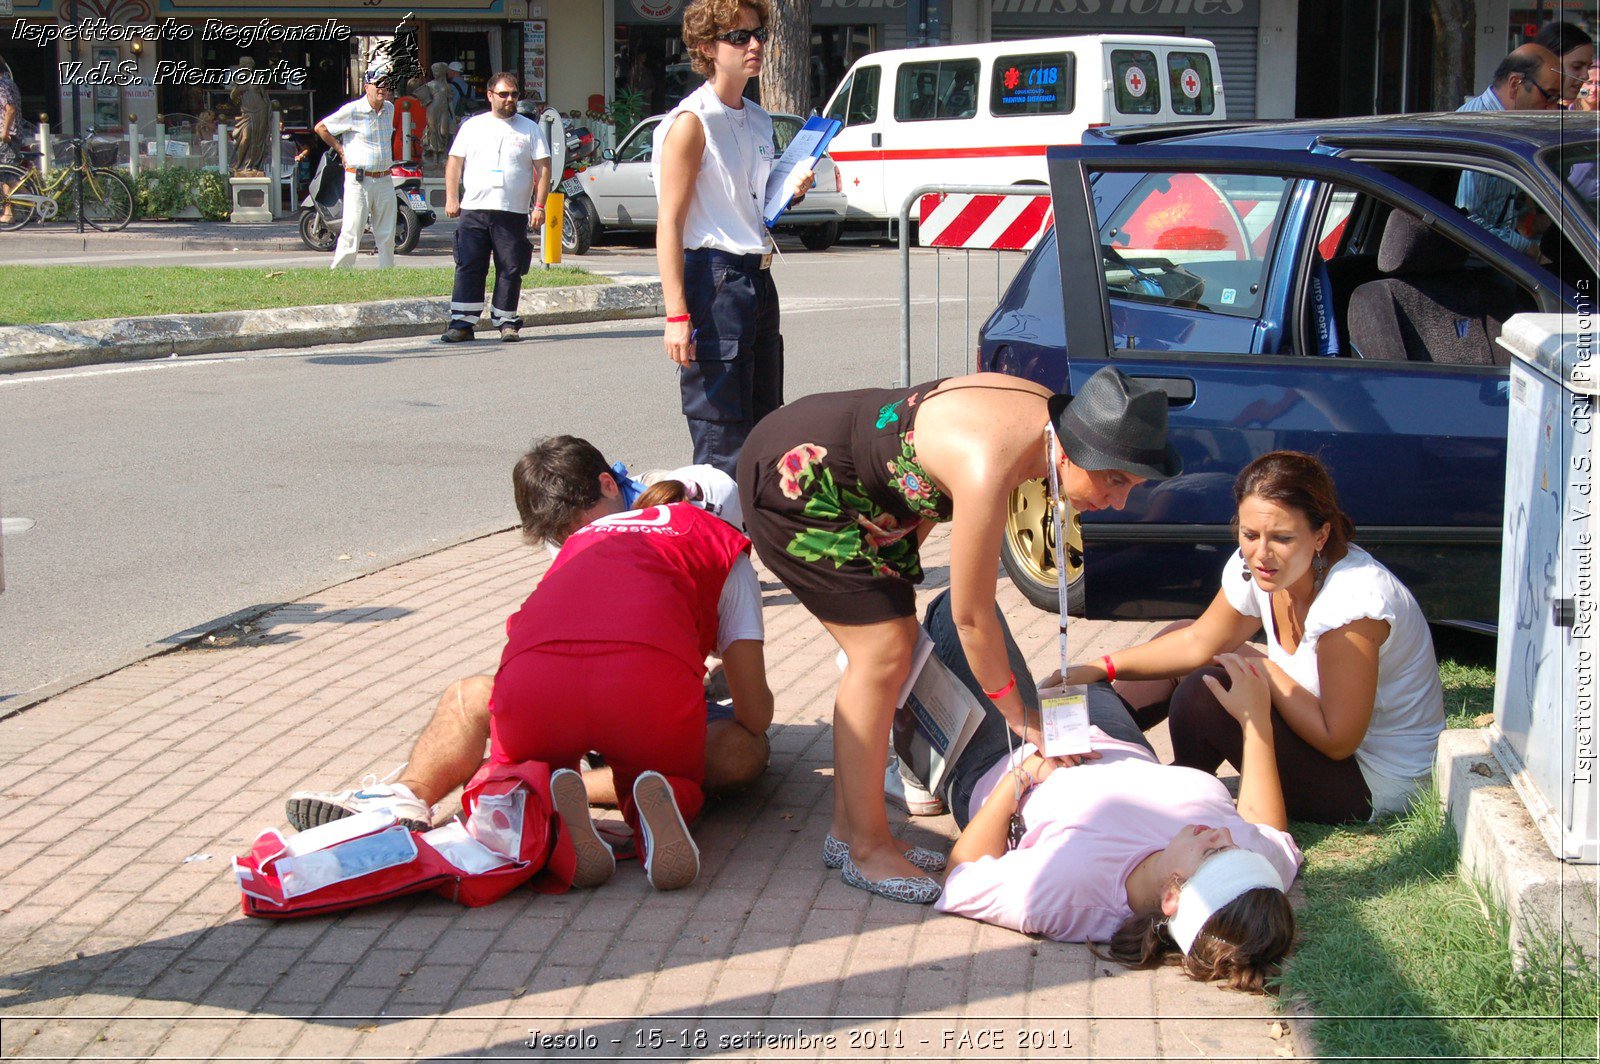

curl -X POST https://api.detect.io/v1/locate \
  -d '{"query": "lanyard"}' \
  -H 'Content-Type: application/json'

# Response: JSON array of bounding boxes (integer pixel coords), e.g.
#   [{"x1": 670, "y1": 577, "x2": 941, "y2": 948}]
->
[{"x1": 1043, "y1": 423, "x2": 1071, "y2": 680}]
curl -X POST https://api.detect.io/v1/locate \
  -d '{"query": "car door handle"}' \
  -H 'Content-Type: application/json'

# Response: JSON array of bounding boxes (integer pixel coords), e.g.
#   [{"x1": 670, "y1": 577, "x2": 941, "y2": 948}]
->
[
  {"x1": 1130, "y1": 375, "x2": 1195, "y2": 404},
  {"x1": 871, "y1": 132, "x2": 882, "y2": 148}
]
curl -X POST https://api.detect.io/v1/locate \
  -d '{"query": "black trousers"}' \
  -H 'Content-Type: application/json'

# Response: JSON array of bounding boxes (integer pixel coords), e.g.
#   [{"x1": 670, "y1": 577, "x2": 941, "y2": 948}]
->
[
  {"x1": 680, "y1": 248, "x2": 783, "y2": 478},
  {"x1": 450, "y1": 209, "x2": 533, "y2": 330}
]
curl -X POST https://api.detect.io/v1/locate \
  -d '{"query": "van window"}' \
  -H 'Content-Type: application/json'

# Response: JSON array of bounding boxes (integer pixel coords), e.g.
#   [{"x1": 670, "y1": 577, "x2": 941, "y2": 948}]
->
[
  {"x1": 824, "y1": 72, "x2": 852, "y2": 124},
  {"x1": 1165, "y1": 52, "x2": 1215, "y2": 116},
  {"x1": 846, "y1": 65, "x2": 881, "y2": 126},
  {"x1": 1110, "y1": 49, "x2": 1161, "y2": 115},
  {"x1": 895, "y1": 59, "x2": 980, "y2": 122},
  {"x1": 990, "y1": 52, "x2": 1075, "y2": 116}
]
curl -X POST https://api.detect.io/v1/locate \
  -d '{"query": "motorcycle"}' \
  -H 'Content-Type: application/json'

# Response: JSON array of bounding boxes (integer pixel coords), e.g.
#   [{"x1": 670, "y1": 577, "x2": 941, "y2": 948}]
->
[{"x1": 297, "y1": 152, "x2": 436, "y2": 255}]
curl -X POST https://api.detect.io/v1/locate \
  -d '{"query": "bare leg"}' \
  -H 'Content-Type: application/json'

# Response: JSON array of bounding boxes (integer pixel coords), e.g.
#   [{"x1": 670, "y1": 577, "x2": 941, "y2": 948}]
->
[
  {"x1": 398, "y1": 675, "x2": 493, "y2": 804},
  {"x1": 822, "y1": 615, "x2": 924, "y2": 883},
  {"x1": 583, "y1": 720, "x2": 769, "y2": 807}
]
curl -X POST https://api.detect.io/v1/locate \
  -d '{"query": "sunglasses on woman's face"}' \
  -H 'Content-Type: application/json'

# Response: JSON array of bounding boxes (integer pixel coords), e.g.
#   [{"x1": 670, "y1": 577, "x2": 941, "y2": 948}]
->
[{"x1": 716, "y1": 27, "x2": 769, "y2": 47}]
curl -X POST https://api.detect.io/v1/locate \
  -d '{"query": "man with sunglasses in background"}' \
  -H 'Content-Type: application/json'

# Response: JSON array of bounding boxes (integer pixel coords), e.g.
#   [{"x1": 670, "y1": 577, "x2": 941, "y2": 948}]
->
[
  {"x1": 653, "y1": 0, "x2": 812, "y2": 477},
  {"x1": 442, "y1": 71, "x2": 551, "y2": 343},
  {"x1": 316, "y1": 62, "x2": 398, "y2": 269},
  {"x1": 1455, "y1": 42, "x2": 1564, "y2": 257}
]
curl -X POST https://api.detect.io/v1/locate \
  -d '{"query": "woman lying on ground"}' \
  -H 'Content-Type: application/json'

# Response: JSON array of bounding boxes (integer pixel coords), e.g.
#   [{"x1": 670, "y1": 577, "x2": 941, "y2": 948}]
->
[
  {"x1": 737, "y1": 367, "x2": 1180, "y2": 902},
  {"x1": 911, "y1": 589, "x2": 1299, "y2": 992},
  {"x1": 1064, "y1": 450, "x2": 1445, "y2": 823}
]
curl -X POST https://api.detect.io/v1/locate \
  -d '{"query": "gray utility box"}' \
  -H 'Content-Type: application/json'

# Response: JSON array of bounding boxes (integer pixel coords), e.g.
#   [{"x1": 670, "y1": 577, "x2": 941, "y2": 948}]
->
[{"x1": 1494, "y1": 313, "x2": 1599, "y2": 863}]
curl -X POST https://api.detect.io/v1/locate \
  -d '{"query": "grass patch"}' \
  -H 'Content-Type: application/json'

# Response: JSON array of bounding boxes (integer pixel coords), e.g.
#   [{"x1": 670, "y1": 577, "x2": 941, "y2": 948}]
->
[
  {"x1": 1278, "y1": 793, "x2": 1598, "y2": 1060},
  {"x1": 1434, "y1": 625, "x2": 1499, "y2": 729},
  {"x1": 0, "y1": 265, "x2": 604, "y2": 325}
]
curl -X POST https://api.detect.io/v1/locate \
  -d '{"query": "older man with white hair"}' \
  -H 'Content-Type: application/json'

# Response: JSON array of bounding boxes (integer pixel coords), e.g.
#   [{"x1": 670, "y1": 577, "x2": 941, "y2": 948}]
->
[{"x1": 315, "y1": 63, "x2": 397, "y2": 269}]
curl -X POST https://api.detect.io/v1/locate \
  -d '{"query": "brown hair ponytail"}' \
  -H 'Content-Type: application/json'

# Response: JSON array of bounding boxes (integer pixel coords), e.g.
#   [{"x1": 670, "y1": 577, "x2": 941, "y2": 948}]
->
[{"x1": 1093, "y1": 888, "x2": 1297, "y2": 993}]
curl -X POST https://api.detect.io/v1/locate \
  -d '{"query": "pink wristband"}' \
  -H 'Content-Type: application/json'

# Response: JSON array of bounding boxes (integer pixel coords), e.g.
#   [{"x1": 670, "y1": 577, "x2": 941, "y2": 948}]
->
[{"x1": 983, "y1": 672, "x2": 1017, "y2": 701}]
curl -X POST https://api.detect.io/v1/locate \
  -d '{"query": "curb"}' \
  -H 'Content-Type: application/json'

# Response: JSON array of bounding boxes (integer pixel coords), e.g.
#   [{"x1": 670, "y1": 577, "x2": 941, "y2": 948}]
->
[
  {"x1": 0, "y1": 520, "x2": 518, "y2": 724},
  {"x1": 0, "y1": 279, "x2": 664, "y2": 374}
]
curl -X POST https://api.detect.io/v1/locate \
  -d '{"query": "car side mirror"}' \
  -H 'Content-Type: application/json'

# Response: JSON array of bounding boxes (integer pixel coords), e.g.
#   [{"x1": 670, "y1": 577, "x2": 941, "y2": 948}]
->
[{"x1": 602, "y1": 147, "x2": 615, "y2": 162}]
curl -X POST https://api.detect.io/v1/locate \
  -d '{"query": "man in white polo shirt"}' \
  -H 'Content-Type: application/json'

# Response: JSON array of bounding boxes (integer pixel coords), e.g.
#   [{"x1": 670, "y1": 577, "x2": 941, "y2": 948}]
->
[
  {"x1": 441, "y1": 71, "x2": 551, "y2": 343},
  {"x1": 314, "y1": 63, "x2": 397, "y2": 269}
]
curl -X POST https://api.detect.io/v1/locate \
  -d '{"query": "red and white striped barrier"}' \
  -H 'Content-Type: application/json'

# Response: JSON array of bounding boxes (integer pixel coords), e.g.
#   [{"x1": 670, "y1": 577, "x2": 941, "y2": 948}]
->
[{"x1": 917, "y1": 191, "x2": 1053, "y2": 250}]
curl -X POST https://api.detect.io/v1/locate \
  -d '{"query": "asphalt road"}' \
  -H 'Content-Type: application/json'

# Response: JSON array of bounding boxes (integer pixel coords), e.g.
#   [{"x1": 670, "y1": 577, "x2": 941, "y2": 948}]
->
[{"x1": 0, "y1": 238, "x2": 1023, "y2": 705}]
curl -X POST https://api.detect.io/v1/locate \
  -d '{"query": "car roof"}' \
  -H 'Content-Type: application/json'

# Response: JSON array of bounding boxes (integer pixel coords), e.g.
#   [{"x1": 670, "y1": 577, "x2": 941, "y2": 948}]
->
[{"x1": 1087, "y1": 111, "x2": 1598, "y2": 156}]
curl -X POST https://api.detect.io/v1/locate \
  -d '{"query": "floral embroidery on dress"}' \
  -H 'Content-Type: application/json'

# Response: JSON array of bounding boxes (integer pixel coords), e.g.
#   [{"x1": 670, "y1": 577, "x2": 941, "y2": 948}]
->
[
  {"x1": 779, "y1": 444, "x2": 923, "y2": 580},
  {"x1": 884, "y1": 429, "x2": 947, "y2": 521},
  {"x1": 776, "y1": 443, "x2": 828, "y2": 500}
]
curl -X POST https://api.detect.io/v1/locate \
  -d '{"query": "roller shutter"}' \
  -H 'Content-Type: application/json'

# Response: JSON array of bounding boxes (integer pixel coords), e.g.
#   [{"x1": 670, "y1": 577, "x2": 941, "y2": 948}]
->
[{"x1": 1206, "y1": 26, "x2": 1257, "y2": 119}]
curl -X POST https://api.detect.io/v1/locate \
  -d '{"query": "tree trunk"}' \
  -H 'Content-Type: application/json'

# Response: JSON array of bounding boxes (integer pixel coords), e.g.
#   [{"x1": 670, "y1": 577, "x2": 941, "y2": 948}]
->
[
  {"x1": 761, "y1": 0, "x2": 812, "y2": 116},
  {"x1": 1431, "y1": 0, "x2": 1476, "y2": 110}
]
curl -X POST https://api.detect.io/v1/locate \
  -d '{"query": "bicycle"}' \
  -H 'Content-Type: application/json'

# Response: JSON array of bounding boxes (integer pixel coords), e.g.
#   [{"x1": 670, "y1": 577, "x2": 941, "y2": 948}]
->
[{"x1": 0, "y1": 128, "x2": 135, "y2": 232}]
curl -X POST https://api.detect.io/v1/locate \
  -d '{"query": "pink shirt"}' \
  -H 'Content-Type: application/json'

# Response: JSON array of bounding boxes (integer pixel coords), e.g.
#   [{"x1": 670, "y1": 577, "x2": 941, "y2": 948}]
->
[{"x1": 935, "y1": 728, "x2": 1302, "y2": 942}]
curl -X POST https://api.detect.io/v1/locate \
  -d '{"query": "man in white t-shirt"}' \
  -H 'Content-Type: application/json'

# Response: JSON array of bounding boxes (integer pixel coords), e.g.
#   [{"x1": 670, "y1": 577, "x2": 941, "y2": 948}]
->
[
  {"x1": 314, "y1": 64, "x2": 397, "y2": 269},
  {"x1": 441, "y1": 71, "x2": 551, "y2": 343},
  {"x1": 285, "y1": 435, "x2": 771, "y2": 840}
]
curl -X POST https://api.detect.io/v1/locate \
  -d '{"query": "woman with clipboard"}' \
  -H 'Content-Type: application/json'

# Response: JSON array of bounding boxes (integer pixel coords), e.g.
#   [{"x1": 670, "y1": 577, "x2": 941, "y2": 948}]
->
[{"x1": 653, "y1": 0, "x2": 815, "y2": 478}]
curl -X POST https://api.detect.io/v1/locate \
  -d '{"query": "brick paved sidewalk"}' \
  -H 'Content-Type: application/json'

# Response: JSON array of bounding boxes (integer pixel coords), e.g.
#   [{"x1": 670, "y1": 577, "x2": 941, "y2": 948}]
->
[{"x1": 0, "y1": 529, "x2": 1299, "y2": 1062}]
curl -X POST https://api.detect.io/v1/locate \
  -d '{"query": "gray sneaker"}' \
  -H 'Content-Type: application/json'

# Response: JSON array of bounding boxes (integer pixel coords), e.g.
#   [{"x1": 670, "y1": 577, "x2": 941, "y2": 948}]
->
[
  {"x1": 286, "y1": 777, "x2": 432, "y2": 833},
  {"x1": 499, "y1": 325, "x2": 521, "y2": 342},
  {"x1": 439, "y1": 326, "x2": 476, "y2": 343},
  {"x1": 633, "y1": 771, "x2": 699, "y2": 890}
]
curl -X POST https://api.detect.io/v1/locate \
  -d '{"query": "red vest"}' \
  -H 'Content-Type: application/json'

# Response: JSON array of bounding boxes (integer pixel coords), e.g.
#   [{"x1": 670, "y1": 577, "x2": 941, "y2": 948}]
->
[{"x1": 500, "y1": 503, "x2": 750, "y2": 677}]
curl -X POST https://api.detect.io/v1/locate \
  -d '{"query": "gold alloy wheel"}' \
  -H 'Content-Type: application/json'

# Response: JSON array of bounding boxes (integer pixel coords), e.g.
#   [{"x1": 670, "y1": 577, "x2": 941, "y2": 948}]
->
[{"x1": 1003, "y1": 477, "x2": 1084, "y2": 609}]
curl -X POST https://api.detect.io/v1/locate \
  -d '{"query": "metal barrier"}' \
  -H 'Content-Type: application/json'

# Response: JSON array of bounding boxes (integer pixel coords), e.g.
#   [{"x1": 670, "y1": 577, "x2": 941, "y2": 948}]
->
[{"x1": 897, "y1": 183, "x2": 1051, "y2": 386}]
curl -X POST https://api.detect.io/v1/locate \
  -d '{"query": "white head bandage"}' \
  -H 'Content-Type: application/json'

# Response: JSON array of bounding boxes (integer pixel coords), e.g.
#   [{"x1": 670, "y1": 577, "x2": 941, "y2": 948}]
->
[{"x1": 1168, "y1": 848, "x2": 1284, "y2": 955}]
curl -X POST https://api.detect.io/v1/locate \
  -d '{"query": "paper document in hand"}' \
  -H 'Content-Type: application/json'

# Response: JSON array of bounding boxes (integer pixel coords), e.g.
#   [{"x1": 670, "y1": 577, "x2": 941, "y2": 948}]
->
[
  {"x1": 763, "y1": 115, "x2": 842, "y2": 227},
  {"x1": 1040, "y1": 685, "x2": 1092, "y2": 757},
  {"x1": 891, "y1": 636, "x2": 987, "y2": 797}
]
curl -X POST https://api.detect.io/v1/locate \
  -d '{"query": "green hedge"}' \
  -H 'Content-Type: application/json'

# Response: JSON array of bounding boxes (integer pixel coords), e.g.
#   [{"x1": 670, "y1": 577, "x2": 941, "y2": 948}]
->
[{"x1": 134, "y1": 166, "x2": 229, "y2": 221}]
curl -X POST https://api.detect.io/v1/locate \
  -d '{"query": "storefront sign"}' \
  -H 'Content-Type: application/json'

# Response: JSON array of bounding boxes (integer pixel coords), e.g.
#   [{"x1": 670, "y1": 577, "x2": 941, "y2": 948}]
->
[
  {"x1": 629, "y1": 0, "x2": 682, "y2": 20},
  {"x1": 522, "y1": 18, "x2": 545, "y2": 107},
  {"x1": 991, "y1": 0, "x2": 1257, "y2": 25},
  {"x1": 155, "y1": 1, "x2": 509, "y2": 15}
]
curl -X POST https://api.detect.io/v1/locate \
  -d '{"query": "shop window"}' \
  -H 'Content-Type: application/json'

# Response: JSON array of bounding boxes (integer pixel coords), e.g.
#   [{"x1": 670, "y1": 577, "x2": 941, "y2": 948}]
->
[
  {"x1": 894, "y1": 59, "x2": 979, "y2": 122},
  {"x1": 1111, "y1": 49, "x2": 1160, "y2": 115},
  {"x1": 1165, "y1": 51, "x2": 1215, "y2": 116},
  {"x1": 990, "y1": 52, "x2": 1074, "y2": 117}
]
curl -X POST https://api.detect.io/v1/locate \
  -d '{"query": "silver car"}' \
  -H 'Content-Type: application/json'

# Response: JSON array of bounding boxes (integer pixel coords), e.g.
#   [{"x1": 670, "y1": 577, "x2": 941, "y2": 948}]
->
[{"x1": 573, "y1": 112, "x2": 849, "y2": 251}]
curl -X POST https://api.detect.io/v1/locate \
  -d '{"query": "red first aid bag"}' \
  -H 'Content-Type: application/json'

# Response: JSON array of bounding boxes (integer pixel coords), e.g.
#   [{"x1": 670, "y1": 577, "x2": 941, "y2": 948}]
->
[{"x1": 235, "y1": 761, "x2": 579, "y2": 919}]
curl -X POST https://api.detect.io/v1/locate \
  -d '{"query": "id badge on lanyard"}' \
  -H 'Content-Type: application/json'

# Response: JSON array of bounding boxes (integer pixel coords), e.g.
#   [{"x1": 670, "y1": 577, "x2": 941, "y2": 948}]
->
[{"x1": 1039, "y1": 424, "x2": 1091, "y2": 757}]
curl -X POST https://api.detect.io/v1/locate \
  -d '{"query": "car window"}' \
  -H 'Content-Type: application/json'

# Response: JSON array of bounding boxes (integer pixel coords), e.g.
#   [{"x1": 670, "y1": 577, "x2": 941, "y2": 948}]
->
[
  {"x1": 894, "y1": 59, "x2": 980, "y2": 122},
  {"x1": 846, "y1": 65, "x2": 880, "y2": 126},
  {"x1": 772, "y1": 116, "x2": 799, "y2": 153},
  {"x1": 1110, "y1": 49, "x2": 1160, "y2": 115},
  {"x1": 1317, "y1": 188, "x2": 1360, "y2": 258},
  {"x1": 1165, "y1": 51, "x2": 1215, "y2": 116},
  {"x1": 1100, "y1": 172, "x2": 1292, "y2": 317},
  {"x1": 1543, "y1": 141, "x2": 1600, "y2": 227},
  {"x1": 616, "y1": 120, "x2": 656, "y2": 164},
  {"x1": 990, "y1": 52, "x2": 1074, "y2": 116}
]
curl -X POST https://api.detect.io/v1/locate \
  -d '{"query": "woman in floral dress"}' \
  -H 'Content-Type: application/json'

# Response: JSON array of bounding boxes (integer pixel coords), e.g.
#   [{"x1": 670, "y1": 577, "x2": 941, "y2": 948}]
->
[{"x1": 737, "y1": 367, "x2": 1182, "y2": 902}]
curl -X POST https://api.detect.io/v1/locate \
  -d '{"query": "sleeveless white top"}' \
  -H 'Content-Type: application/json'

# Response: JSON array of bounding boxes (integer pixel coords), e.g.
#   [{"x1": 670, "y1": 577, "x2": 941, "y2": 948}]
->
[{"x1": 652, "y1": 82, "x2": 774, "y2": 256}]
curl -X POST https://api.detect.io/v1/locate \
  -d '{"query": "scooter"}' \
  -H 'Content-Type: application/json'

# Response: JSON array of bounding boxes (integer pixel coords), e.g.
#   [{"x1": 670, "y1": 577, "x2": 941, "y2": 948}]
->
[
  {"x1": 297, "y1": 152, "x2": 436, "y2": 255},
  {"x1": 554, "y1": 118, "x2": 601, "y2": 255}
]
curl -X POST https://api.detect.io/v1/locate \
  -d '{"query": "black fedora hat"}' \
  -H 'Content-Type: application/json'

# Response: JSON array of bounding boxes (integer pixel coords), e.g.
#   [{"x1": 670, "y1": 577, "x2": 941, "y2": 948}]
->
[{"x1": 1046, "y1": 366, "x2": 1183, "y2": 481}]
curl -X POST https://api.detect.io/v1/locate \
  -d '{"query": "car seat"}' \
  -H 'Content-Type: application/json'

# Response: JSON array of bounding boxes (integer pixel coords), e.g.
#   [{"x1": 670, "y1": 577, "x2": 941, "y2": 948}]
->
[{"x1": 1346, "y1": 210, "x2": 1531, "y2": 365}]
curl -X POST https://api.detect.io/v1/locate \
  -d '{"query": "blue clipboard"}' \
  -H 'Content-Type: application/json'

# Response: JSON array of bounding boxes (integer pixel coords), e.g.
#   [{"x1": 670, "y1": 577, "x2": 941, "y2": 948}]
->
[{"x1": 763, "y1": 115, "x2": 843, "y2": 228}]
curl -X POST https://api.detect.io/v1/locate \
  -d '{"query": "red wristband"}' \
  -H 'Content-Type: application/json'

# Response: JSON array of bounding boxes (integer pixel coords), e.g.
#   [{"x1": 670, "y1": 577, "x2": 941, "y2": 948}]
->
[
  {"x1": 665, "y1": 314, "x2": 691, "y2": 324},
  {"x1": 983, "y1": 672, "x2": 1017, "y2": 701},
  {"x1": 1101, "y1": 655, "x2": 1117, "y2": 682}
]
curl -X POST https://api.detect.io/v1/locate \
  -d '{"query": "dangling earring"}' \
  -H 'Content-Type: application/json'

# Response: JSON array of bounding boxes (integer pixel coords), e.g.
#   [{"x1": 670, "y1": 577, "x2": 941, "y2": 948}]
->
[
  {"x1": 1312, "y1": 549, "x2": 1328, "y2": 588},
  {"x1": 1239, "y1": 548, "x2": 1250, "y2": 581}
]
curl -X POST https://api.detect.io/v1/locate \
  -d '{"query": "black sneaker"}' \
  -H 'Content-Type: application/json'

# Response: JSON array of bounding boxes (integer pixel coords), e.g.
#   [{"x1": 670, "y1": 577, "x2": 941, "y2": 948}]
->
[{"x1": 440, "y1": 326, "x2": 476, "y2": 343}]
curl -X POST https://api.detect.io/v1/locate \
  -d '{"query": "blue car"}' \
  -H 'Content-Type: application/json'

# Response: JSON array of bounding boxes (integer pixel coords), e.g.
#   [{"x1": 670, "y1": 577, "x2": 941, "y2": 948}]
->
[{"x1": 979, "y1": 113, "x2": 1599, "y2": 630}]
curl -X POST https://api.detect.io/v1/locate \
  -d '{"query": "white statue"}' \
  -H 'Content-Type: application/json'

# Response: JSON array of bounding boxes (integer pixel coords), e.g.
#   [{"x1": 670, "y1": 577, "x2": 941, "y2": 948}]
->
[{"x1": 415, "y1": 61, "x2": 458, "y2": 159}]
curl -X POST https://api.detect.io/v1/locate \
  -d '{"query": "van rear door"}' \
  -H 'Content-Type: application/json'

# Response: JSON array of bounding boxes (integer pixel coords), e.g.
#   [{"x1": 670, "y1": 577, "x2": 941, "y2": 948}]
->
[{"x1": 823, "y1": 63, "x2": 887, "y2": 219}]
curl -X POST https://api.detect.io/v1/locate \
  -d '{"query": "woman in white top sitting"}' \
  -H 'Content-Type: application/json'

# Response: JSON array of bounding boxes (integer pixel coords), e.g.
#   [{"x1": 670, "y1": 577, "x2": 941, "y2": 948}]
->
[{"x1": 1065, "y1": 450, "x2": 1445, "y2": 822}]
